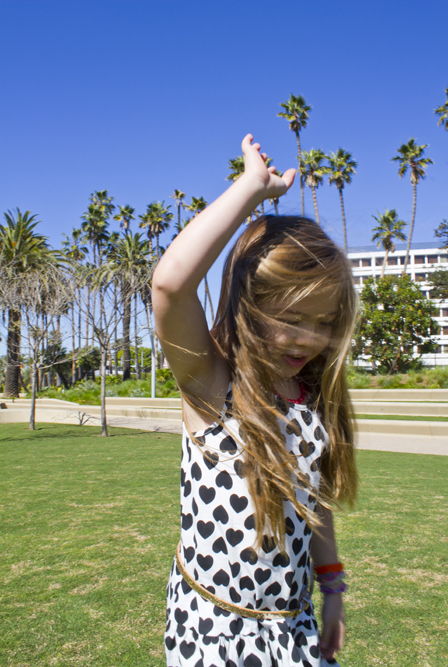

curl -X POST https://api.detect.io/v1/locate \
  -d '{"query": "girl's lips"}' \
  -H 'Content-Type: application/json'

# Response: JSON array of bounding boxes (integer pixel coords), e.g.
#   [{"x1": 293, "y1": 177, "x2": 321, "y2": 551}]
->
[{"x1": 284, "y1": 355, "x2": 307, "y2": 368}]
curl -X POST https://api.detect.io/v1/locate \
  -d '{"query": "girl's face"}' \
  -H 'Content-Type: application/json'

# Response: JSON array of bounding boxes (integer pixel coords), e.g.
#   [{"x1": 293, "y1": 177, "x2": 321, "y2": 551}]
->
[{"x1": 260, "y1": 285, "x2": 340, "y2": 379}]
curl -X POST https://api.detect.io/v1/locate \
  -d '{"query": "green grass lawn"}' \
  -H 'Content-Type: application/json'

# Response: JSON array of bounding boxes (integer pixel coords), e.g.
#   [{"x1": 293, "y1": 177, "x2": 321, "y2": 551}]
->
[{"x1": 1, "y1": 424, "x2": 447, "y2": 666}]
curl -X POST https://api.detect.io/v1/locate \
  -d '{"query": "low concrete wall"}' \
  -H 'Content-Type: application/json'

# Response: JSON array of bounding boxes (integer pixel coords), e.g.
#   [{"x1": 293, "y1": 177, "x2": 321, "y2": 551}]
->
[
  {"x1": 352, "y1": 401, "x2": 448, "y2": 417},
  {"x1": 356, "y1": 419, "x2": 448, "y2": 437},
  {"x1": 349, "y1": 388, "x2": 448, "y2": 401}
]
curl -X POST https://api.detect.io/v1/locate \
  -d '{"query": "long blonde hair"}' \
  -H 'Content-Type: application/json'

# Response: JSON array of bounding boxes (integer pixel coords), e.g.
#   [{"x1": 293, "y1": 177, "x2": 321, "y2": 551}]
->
[{"x1": 193, "y1": 216, "x2": 357, "y2": 551}]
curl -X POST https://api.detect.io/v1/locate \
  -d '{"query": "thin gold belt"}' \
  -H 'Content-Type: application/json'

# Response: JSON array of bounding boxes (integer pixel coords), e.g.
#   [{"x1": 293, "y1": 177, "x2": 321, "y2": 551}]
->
[{"x1": 175, "y1": 541, "x2": 311, "y2": 621}]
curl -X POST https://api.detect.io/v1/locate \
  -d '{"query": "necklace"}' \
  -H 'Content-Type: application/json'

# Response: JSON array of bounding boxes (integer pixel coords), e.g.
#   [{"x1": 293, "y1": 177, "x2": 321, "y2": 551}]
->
[{"x1": 275, "y1": 378, "x2": 306, "y2": 405}]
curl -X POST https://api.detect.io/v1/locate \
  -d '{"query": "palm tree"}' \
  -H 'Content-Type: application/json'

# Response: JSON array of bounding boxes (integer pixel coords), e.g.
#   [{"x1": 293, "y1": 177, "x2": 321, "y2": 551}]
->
[
  {"x1": 113, "y1": 205, "x2": 135, "y2": 235},
  {"x1": 184, "y1": 197, "x2": 214, "y2": 319},
  {"x1": 227, "y1": 156, "x2": 271, "y2": 217},
  {"x1": 0, "y1": 209, "x2": 59, "y2": 397},
  {"x1": 434, "y1": 88, "x2": 448, "y2": 130},
  {"x1": 81, "y1": 191, "x2": 113, "y2": 264},
  {"x1": 391, "y1": 139, "x2": 433, "y2": 274},
  {"x1": 106, "y1": 231, "x2": 120, "y2": 375},
  {"x1": 184, "y1": 196, "x2": 207, "y2": 217},
  {"x1": 61, "y1": 229, "x2": 88, "y2": 384},
  {"x1": 278, "y1": 94, "x2": 312, "y2": 216},
  {"x1": 107, "y1": 232, "x2": 152, "y2": 381},
  {"x1": 227, "y1": 156, "x2": 245, "y2": 182},
  {"x1": 300, "y1": 149, "x2": 329, "y2": 224},
  {"x1": 139, "y1": 201, "x2": 173, "y2": 258},
  {"x1": 171, "y1": 217, "x2": 192, "y2": 241},
  {"x1": 371, "y1": 210, "x2": 408, "y2": 278},
  {"x1": 170, "y1": 190, "x2": 186, "y2": 231},
  {"x1": 327, "y1": 149, "x2": 357, "y2": 254},
  {"x1": 138, "y1": 210, "x2": 154, "y2": 254}
]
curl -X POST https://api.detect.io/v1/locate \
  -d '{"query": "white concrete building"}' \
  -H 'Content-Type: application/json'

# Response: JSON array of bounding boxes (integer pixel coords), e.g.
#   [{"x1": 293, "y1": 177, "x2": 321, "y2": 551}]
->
[{"x1": 347, "y1": 241, "x2": 448, "y2": 366}]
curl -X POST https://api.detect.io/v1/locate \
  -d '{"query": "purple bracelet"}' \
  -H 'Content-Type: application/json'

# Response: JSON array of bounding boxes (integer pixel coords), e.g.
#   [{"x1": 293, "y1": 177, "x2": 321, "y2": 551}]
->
[{"x1": 316, "y1": 570, "x2": 348, "y2": 595}]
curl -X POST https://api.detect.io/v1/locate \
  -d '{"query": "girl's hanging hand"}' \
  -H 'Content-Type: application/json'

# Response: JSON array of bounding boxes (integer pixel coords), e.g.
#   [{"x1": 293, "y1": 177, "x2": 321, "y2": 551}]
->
[
  {"x1": 319, "y1": 593, "x2": 345, "y2": 661},
  {"x1": 241, "y1": 134, "x2": 296, "y2": 200}
]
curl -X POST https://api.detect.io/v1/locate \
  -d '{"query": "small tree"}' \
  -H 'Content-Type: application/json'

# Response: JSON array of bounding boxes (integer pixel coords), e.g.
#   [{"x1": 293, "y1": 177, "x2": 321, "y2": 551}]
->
[
  {"x1": 74, "y1": 252, "x2": 153, "y2": 435},
  {"x1": 0, "y1": 262, "x2": 74, "y2": 429},
  {"x1": 353, "y1": 275, "x2": 439, "y2": 374}
]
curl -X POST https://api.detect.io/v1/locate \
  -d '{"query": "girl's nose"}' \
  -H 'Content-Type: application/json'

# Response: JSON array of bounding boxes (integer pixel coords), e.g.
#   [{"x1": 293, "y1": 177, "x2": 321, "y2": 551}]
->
[{"x1": 293, "y1": 324, "x2": 326, "y2": 346}]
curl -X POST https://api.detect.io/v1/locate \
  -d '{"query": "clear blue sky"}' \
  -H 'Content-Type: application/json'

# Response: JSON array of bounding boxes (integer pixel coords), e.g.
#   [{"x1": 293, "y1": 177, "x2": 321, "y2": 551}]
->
[{"x1": 1, "y1": 0, "x2": 447, "y2": 349}]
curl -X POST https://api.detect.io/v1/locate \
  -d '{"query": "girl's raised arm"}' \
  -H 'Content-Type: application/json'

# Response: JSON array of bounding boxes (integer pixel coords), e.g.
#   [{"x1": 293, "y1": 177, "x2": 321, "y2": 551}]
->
[{"x1": 152, "y1": 135, "x2": 295, "y2": 403}]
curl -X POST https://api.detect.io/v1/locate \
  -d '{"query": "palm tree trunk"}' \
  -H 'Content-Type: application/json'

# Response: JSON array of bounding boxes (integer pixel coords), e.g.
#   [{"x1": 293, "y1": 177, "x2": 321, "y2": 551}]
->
[
  {"x1": 29, "y1": 357, "x2": 38, "y2": 430},
  {"x1": 381, "y1": 249, "x2": 389, "y2": 278},
  {"x1": 71, "y1": 305, "x2": 76, "y2": 385},
  {"x1": 5, "y1": 308, "x2": 21, "y2": 398},
  {"x1": 122, "y1": 284, "x2": 131, "y2": 381},
  {"x1": 312, "y1": 186, "x2": 320, "y2": 225},
  {"x1": 295, "y1": 131, "x2": 304, "y2": 217},
  {"x1": 86, "y1": 286, "x2": 90, "y2": 345},
  {"x1": 273, "y1": 199, "x2": 279, "y2": 215},
  {"x1": 402, "y1": 183, "x2": 417, "y2": 275},
  {"x1": 204, "y1": 275, "x2": 214, "y2": 322},
  {"x1": 339, "y1": 187, "x2": 348, "y2": 254},
  {"x1": 100, "y1": 345, "x2": 108, "y2": 436},
  {"x1": 144, "y1": 300, "x2": 156, "y2": 398},
  {"x1": 114, "y1": 280, "x2": 119, "y2": 376},
  {"x1": 134, "y1": 289, "x2": 140, "y2": 380},
  {"x1": 76, "y1": 290, "x2": 81, "y2": 383},
  {"x1": 260, "y1": 201, "x2": 265, "y2": 216},
  {"x1": 91, "y1": 292, "x2": 96, "y2": 347}
]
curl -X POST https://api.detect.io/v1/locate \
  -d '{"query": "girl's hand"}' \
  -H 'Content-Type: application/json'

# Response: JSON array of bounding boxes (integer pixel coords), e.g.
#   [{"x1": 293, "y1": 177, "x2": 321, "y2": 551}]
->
[
  {"x1": 319, "y1": 593, "x2": 345, "y2": 661},
  {"x1": 241, "y1": 134, "x2": 296, "y2": 201}
]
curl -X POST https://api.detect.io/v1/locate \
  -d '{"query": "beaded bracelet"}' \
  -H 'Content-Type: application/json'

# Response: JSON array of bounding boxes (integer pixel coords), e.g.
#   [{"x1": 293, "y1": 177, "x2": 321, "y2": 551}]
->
[{"x1": 315, "y1": 569, "x2": 348, "y2": 595}]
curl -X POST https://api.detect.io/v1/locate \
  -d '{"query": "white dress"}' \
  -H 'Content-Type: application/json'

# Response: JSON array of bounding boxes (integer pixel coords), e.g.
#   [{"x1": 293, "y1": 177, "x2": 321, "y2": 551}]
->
[{"x1": 165, "y1": 389, "x2": 341, "y2": 667}]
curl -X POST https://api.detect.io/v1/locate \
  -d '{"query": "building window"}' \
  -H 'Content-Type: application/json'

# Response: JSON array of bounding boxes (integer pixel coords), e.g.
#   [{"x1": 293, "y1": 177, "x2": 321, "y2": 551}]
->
[
  {"x1": 440, "y1": 255, "x2": 448, "y2": 264},
  {"x1": 361, "y1": 258, "x2": 371, "y2": 267},
  {"x1": 353, "y1": 276, "x2": 362, "y2": 285},
  {"x1": 375, "y1": 258, "x2": 384, "y2": 266},
  {"x1": 387, "y1": 257, "x2": 399, "y2": 266},
  {"x1": 442, "y1": 326, "x2": 448, "y2": 336},
  {"x1": 427, "y1": 255, "x2": 438, "y2": 264},
  {"x1": 435, "y1": 346, "x2": 442, "y2": 354},
  {"x1": 414, "y1": 255, "x2": 425, "y2": 264},
  {"x1": 414, "y1": 273, "x2": 427, "y2": 282},
  {"x1": 442, "y1": 308, "x2": 448, "y2": 318}
]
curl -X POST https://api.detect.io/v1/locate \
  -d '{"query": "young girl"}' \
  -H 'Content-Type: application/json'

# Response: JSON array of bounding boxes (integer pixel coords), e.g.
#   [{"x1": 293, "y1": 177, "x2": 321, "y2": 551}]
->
[{"x1": 153, "y1": 134, "x2": 358, "y2": 667}]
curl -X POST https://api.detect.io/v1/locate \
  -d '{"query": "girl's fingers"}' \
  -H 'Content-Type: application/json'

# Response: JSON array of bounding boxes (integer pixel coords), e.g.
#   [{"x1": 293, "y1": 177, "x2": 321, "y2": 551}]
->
[
  {"x1": 241, "y1": 134, "x2": 253, "y2": 153},
  {"x1": 282, "y1": 167, "x2": 296, "y2": 190},
  {"x1": 268, "y1": 166, "x2": 276, "y2": 173}
]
